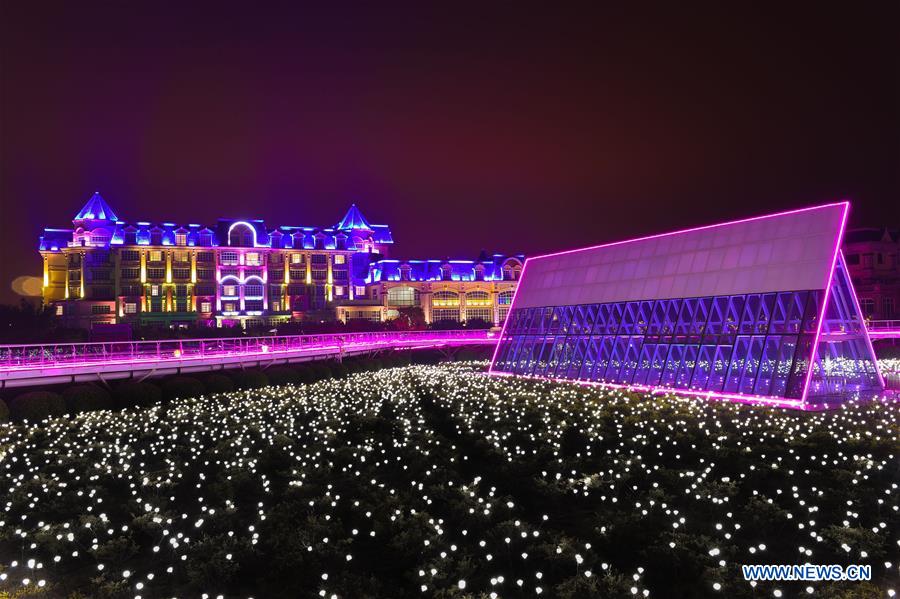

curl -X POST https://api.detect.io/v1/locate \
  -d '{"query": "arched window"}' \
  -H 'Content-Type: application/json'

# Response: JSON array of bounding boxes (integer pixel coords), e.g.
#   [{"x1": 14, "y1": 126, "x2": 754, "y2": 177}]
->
[
  {"x1": 387, "y1": 286, "x2": 420, "y2": 307},
  {"x1": 466, "y1": 290, "x2": 491, "y2": 306},
  {"x1": 498, "y1": 290, "x2": 515, "y2": 323},
  {"x1": 502, "y1": 259, "x2": 522, "y2": 280},
  {"x1": 432, "y1": 290, "x2": 459, "y2": 306},
  {"x1": 432, "y1": 290, "x2": 461, "y2": 322},
  {"x1": 229, "y1": 223, "x2": 255, "y2": 247}
]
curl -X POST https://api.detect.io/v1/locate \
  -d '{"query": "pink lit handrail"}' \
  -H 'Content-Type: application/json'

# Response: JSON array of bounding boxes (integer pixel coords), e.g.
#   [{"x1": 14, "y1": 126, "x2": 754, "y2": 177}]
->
[
  {"x1": 867, "y1": 319, "x2": 900, "y2": 331},
  {"x1": 0, "y1": 329, "x2": 494, "y2": 370}
]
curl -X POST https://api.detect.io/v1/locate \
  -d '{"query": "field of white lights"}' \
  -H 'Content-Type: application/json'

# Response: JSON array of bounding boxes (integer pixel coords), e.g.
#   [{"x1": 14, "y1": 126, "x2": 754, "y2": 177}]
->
[{"x1": 0, "y1": 362, "x2": 897, "y2": 598}]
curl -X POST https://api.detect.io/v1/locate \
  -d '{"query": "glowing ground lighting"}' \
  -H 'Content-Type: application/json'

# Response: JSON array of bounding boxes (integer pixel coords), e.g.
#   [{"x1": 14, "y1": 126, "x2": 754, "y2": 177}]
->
[{"x1": 0, "y1": 362, "x2": 896, "y2": 597}]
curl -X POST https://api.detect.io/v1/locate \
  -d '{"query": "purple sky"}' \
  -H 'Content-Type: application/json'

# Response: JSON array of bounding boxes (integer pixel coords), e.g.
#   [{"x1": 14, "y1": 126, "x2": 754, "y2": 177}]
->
[{"x1": 1, "y1": 3, "x2": 897, "y2": 303}]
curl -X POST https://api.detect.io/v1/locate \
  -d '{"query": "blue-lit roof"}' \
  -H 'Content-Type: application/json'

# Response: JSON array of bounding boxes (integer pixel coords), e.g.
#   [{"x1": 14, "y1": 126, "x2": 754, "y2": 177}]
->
[
  {"x1": 336, "y1": 204, "x2": 373, "y2": 231},
  {"x1": 74, "y1": 192, "x2": 119, "y2": 222}
]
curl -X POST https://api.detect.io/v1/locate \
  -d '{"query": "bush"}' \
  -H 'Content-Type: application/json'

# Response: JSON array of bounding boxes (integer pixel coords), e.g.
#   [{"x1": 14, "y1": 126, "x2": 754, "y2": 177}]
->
[
  {"x1": 265, "y1": 366, "x2": 299, "y2": 386},
  {"x1": 161, "y1": 376, "x2": 206, "y2": 401},
  {"x1": 0, "y1": 398, "x2": 9, "y2": 422},
  {"x1": 231, "y1": 370, "x2": 269, "y2": 390},
  {"x1": 311, "y1": 364, "x2": 332, "y2": 381},
  {"x1": 329, "y1": 362, "x2": 349, "y2": 378},
  {"x1": 62, "y1": 384, "x2": 113, "y2": 414},
  {"x1": 9, "y1": 391, "x2": 65, "y2": 422},
  {"x1": 202, "y1": 373, "x2": 235, "y2": 394},
  {"x1": 113, "y1": 381, "x2": 162, "y2": 409},
  {"x1": 294, "y1": 365, "x2": 316, "y2": 384}
]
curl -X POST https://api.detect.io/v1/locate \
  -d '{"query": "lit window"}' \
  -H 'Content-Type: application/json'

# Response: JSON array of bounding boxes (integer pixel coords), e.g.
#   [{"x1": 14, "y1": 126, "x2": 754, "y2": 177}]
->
[
  {"x1": 200, "y1": 301, "x2": 212, "y2": 313},
  {"x1": 223, "y1": 285, "x2": 237, "y2": 297},
  {"x1": 55, "y1": 305, "x2": 64, "y2": 316},
  {"x1": 223, "y1": 302, "x2": 236, "y2": 312},
  {"x1": 149, "y1": 250, "x2": 163, "y2": 262},
  {"x1": 291, "y1": 253, "x2": 303, "y2": 264},
  {"x1": 220, "y1": 251, "x2": 239, "y2": 265},
  {"x1": 334, "y1": 254, "x2": 345, "y2": 264},
  {"x1": 151, "y1": 285, "x2": 160, "y2": 297},
  {"x1": 175, "y1": 233, "x2": 187, "y2": 246},
  {"x1": 124, "y1": 302, "x2": 137, "y2": 314},
  {"x1": 355, "y1": 286, "x2": 366, "y2": 297},
  {"x1": 271, "y1": 301, "x2": 280, "y2": 312},
  {"x1": 246, "y1": 252, "x2": 262, "y2": 266},
  {"x1": 335, "y1": 286, "x2": 345, "y2": 296}
]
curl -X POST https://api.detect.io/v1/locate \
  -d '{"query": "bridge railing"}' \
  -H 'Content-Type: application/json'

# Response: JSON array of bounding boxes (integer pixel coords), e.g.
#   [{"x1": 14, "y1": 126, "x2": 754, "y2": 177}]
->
[
  {"x1": 867, "y1": 319, "x2": 900, "y2": 331},
  {"x1": 0, "y1": 329, "x2": 493, "y2": 370}
]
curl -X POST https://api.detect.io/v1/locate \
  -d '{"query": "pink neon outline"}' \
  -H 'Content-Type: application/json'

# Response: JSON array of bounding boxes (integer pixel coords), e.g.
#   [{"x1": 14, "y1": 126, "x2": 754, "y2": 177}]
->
[
  {"x1": 867, "y1": 330, "x2": 900, "y2": 339},
  {"x1": 838, "y1": 250, "x2": 886, "y2": 389},
  {"x1": 523, "y1": 200, "x2": 851, "y2": 263},
  {"x1": 490, "y1": 201, "x2": 858, "y2": 407},
  {"x1": 799, "y1": 201, "x2": 850, "y2": 404},
  {"x1": 487, "y1": 370, "x2": 847, "y2": 411},
  {"x1": 487, "y1": 258, "x2": 531, "y2": 374}
]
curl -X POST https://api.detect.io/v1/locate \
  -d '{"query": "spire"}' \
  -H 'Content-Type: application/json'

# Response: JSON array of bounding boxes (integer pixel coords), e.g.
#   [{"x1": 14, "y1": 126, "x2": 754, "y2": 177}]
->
[
  {"x1": 74, "y1": 191, "x2": 119, "y2": 222},
  {"x1": 336, "y1": 204, "x2": 372, "y2": 231}
]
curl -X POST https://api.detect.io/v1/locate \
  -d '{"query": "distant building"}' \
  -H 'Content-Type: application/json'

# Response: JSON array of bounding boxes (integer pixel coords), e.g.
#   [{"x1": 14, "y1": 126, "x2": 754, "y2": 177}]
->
[
  {"x1": 39, "y1": 192, "x2": 523, "y2": 329},
  {"x1": 843, "y1": 228, "x2": 899, "y2": 321},
  {"x1": 491, "y1": 202, "x2": 882, "y2": 407}
]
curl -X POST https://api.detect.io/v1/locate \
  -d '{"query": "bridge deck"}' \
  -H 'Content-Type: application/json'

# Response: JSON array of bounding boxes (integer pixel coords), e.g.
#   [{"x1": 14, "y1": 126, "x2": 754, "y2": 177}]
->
[{"x1": 0, "y1": 330, "x2": 497, "y2": 388}]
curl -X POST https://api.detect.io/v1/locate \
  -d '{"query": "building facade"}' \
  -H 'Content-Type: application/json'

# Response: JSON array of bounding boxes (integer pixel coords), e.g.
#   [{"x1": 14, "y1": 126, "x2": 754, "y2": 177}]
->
[
  {"x1": 39, "y1": 193, "x2": 523, "y2": 329},
  {"x1": 491, "y1": 203, "x2": 882, "y2": 407},
  {"x1": 843, "y1": 228, "x2": 900, "y2": 322}
]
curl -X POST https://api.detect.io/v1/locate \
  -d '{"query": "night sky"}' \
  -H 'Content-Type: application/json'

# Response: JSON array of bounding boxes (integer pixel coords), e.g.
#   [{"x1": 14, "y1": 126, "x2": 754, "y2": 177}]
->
[{"x1": 1, "y1": 3, "x2": 897, "y2": 304}]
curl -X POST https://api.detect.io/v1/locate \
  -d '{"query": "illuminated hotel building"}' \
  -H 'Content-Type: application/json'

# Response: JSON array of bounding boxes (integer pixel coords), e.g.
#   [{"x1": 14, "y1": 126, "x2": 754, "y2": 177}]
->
[{"x1": 39, "y1": 192, "x2": 523, "y2": 329}]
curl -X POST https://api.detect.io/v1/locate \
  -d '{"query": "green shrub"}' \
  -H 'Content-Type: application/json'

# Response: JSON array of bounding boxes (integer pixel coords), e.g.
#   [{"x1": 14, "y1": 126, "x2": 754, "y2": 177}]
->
[
  {"x1": 294, "y1": 365, "x2": 316, "y2": 384},
  {"x1": 62, "y1": 384, "x2": 113, "y2": 414},
  {"x1": 161, "y1": 376, "x2": 206, "y2": 401},
  {"x1": 9, "y1": 391, "x2": 65, "y2": 422},
  {"x1": 329, "y1": 362, "x2": 349, "y2": 378},
  {"x1": 114, "y1": 381, "x2": 162, "y2": 409},
  {"x1": 203, "y1": 373, "x2": 235, "y2": 394},
  {"x1": 343, "y1": 359, "x2": 364, "y2": 374},
  {"x1": 265, "y1": 366, "x2": 299, "y2": 386},
  {"x1": 311, "y1": 364, "x2": 332, "y2": 381},
  {"x1": 231, "y1": 370, "x2": 269, "y2": 390},
  {"x1": 0, "y1": 398, "x2": 9, "y2": 422}
]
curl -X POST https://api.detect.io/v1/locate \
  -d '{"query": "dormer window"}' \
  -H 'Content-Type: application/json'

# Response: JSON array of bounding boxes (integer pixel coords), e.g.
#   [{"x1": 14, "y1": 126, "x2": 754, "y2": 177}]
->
[
  {"x1": 228, "y1": 223, "x2": 255, "y2": 247},
  {"x1": 175, "y1": 232, "x2": 187, "y2": 246},
  {"x1": 150, "y1": 229, "x2": 163, "y2": 245},
  {"x1": 400, "y1": 264, "x2": 412, "y2": 281},
  {"x1": 441, "y1": 265, "x2": 453, "y2": 281}
]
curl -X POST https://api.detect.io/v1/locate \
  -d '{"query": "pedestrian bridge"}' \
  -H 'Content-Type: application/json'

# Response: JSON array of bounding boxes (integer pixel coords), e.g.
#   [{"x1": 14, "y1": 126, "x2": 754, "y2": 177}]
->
[
  {"x1": 867, "y1": 320, "x2": 900, "y2": 340},
  {"x1": 0, "y1": 330, "x2": 497, "y2": 389}
]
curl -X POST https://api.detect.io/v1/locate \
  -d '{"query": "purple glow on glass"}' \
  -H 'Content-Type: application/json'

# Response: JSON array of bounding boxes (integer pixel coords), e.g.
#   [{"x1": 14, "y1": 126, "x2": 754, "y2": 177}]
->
[
  {"x1": 799, "y1": 201, "x2": 850, "y2": 404},
  {"x1": 838, "y1": 250, "x2": 886, "y2": 388},
  {"x1": 489, "y1": 201, "x2": 874, "y2": 408}
]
